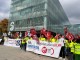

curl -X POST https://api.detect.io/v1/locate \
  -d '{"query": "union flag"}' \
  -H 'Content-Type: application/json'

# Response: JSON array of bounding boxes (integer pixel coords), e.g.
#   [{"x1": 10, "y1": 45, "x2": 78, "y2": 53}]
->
[{"x1": 66, "y1": 32, "x2": 74, "y2": 41}]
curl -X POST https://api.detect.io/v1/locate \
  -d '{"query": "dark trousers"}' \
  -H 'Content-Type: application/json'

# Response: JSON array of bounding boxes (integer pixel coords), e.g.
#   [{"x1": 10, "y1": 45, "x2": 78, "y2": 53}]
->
[
  {"x1": 20, "y1": 43, "x2": 26, "y2": 51},
  {"x1": 68, "y1": 52, "x2": 74, "y2": 60},
  {"x1": 59, "y1": 46, "x2": 65, "y2": 58},
  {"x1": 67, "y1": 48, "x2": 74, "y2": 60}
]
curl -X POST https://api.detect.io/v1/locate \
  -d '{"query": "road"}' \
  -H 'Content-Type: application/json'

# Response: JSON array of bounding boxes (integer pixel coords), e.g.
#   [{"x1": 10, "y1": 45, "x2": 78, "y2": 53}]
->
[{"x1": 0, "y1": 45, "x2": 67, "y2": 60}]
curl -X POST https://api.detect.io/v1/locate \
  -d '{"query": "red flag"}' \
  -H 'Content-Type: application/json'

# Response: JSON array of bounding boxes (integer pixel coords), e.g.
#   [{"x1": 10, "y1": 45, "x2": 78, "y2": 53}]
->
[
  {"x1": 46, "y1": 31, "x2": 52, "y2": 40},
  {"x1": 40, "y1": 28, "x2": 47, "y2": 36},
  {"x1": 55, "y1": 34, "x2": 60, "y2": 40},
  {"x1": 66, "y1": 32, "x2": 74, "y2": 41},
  {"x1": 30, "y1": 28, "x2": 36, "y2": 37}
]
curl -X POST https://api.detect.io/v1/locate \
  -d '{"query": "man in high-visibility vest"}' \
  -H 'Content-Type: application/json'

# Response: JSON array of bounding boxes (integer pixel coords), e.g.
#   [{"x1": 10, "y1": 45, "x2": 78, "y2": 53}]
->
[
  {"x1": 50, "y1": 37, "x2": 56, "y2": 42},
  {"x1": 74, "y1": 43, "x2": 80, "y2": 54},
  {"x1": 20, "y1": 37, "x2": 25, "y2": 50},
  {"x1": 74, "y1": 39, "x2": 80, "y2": 60},
  {"x1": 68, "y1": 40, "x2": 75, "y2": 60},
  {"x1": 50, "y1": 35, "x2": 56, "y2": 43},
  {"x1": 39, "y1": 34, "x2": 46, "y2": 41},
  {"x1": 24, "y1": 36, "x2": 29, "y2": 51},
  {"x1": 21, "y1": 36, "x2": 29, "y2": 51}
]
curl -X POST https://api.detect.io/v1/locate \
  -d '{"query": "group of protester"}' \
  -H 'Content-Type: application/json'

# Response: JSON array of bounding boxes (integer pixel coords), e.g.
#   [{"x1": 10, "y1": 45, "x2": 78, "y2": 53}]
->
[
  {"x1": 21, "y1": 28, "x2": 80, "y2": 60},
  {"x1": 17, "y1": 28, "x2": 79, "y2": 60},
  {"x1": 0, "y1": 28, "x2": 80, "y2": 60}
]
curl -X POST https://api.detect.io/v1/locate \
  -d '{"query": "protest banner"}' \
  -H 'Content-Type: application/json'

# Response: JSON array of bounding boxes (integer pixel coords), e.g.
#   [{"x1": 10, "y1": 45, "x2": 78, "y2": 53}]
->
[
  {"x1": 4, "y1": 39, "x2": 21, "y2": 47},
  {"x1": 27, "y1": 40, "x2": 62, "y2": 58}
]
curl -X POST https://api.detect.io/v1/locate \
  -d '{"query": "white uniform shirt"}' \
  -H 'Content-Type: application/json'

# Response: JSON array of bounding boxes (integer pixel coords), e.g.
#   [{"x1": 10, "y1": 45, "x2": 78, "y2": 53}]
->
[{"x1": 58, "y1": 38, "x2": 65, "y2": 46}]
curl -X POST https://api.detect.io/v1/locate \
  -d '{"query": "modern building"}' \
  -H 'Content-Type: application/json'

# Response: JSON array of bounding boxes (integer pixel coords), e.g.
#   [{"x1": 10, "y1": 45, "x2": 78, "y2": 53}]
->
[
  {"x1": 65, "y1": 24, "x2": 80, "y2": 34},
  {"x1": 9, "y1": 0, "x2": 70, "y2": 33}
]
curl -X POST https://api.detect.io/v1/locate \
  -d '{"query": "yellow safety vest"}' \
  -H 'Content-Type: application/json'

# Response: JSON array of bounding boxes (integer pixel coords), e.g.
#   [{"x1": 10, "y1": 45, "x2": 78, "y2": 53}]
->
[
  {"x1": 50, "y1": 38, "x2": 56, "y2": 42},
  {"x1": 39, "y1": 37, "x2": 46, "y2": 41},
  {"x1": 24, "y1": 37, "x2": 29, "y2": 43},
  {"x1": 65, "y1": 40, "x2": 68, "y2": 48},
  {"x1": 22, "y1": 38, "x2": 25, "y2": 44},
  {"x1": 69, "y1": 41, "x2": 74, "y2": 53},
  {"x1": 71, "y1": 46, "x2": 74, "y2": 53},
  {"x1": 74, "y1": 43, "x2": 80, "y2": 54}
]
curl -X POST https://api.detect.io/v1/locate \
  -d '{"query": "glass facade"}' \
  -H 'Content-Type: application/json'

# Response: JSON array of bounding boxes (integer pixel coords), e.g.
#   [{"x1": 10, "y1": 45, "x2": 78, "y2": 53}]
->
[
  {"x1": 65, "y1": 24, "x2": 80, "y2": 34},
  {"x1": 10, "y1": 0, "x2": 46, "y2": 21},
  {"x1": 9, "y1": 0, "x2": 70, "y2": 33},
  {"x1": 46, "y1": 24, "x2": 80, "y2": 34}
]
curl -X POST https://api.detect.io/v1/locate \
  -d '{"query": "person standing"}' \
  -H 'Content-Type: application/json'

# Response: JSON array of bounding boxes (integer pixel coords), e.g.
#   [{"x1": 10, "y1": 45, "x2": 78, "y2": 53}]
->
[
  {"x1": 24, "y1": 36, "x2": 29, "y2": 51},
  {"x1": 21, "y1": 36, "x2": 29, "y2": 51},
  {"x1": 39, "y1": 34, "x2": 46, "y2": 41},
  {"x1": 50, "y1": 35, "x2": 56, "y2": 43},
  {"x1": 68, "y1": 40, "x2": 75, "y2": 60},
  {"x1": 59, "y1": 35, "x2": 65, "y2": 60},
  {"x1": 20, "y1": 36, "x2": 25, "y2": 50}
]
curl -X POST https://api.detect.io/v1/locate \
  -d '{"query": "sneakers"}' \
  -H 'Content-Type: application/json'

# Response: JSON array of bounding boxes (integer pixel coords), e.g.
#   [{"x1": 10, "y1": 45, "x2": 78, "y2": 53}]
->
[
  {"x1": 59, "y1": 57, "x2": 62, "y2": 59},
  {"x1": 59, "y1": 57, "x2": 65, "y2": 60}
]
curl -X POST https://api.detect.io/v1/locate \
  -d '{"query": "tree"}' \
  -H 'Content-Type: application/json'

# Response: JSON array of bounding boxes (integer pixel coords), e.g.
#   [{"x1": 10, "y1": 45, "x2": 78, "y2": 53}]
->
[{"x1": 0, "y1": 19, "x2": 8, "y2": 33}]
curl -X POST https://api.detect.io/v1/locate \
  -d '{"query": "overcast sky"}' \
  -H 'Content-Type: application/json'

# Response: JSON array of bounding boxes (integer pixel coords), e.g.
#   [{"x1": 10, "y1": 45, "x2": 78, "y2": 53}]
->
[
  {"x1": 0, "y1": 0, "x2": 11, "y2": 20},
  {"x1": 0, "y1": 0, "x2": 80, "y2": 24}
]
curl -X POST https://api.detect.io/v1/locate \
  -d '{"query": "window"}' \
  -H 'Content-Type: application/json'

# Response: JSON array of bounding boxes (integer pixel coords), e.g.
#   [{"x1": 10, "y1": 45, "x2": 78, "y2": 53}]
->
[
  {"x1": 33, "y1": 3, "x2": 45, "y2": 12},
  {"x1": 20, "y1": 7, "x2": 32, "y2": 16}
]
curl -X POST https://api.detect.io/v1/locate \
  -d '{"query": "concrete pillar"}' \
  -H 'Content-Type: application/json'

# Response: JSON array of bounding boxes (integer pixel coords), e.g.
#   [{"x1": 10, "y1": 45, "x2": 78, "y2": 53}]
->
[{"x1": 44, "y1": 17, "x2": 47, "y2": 29}]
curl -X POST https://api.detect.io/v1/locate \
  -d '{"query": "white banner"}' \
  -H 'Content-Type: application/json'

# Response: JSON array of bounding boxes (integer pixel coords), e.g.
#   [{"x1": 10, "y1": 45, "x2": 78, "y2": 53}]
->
[
  {"x1": 27, "y1": 40, "x2": 37, "y2": 51},
  {"x1": 27, "y1": 40, "x2": 62, "y2": 58},
  {"x1": 4, "y1": 39, "x2": 21, "y2": 47}
]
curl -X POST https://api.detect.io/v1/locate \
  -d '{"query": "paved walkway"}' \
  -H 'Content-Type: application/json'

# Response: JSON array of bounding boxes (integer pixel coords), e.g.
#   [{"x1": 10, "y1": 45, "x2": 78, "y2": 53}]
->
[{"x1": 0, "y1": 45, "x2": 67, "y2": 60}]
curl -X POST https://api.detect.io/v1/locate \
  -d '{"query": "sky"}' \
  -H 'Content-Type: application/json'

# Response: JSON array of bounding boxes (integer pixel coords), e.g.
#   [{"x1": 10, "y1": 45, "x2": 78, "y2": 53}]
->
[
  {"x1": 0, "y1": 0, "x2": 80, "y2": 24},
  {"x1": 0, "y1": 0, "x2": 11, "y2": 20}
]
